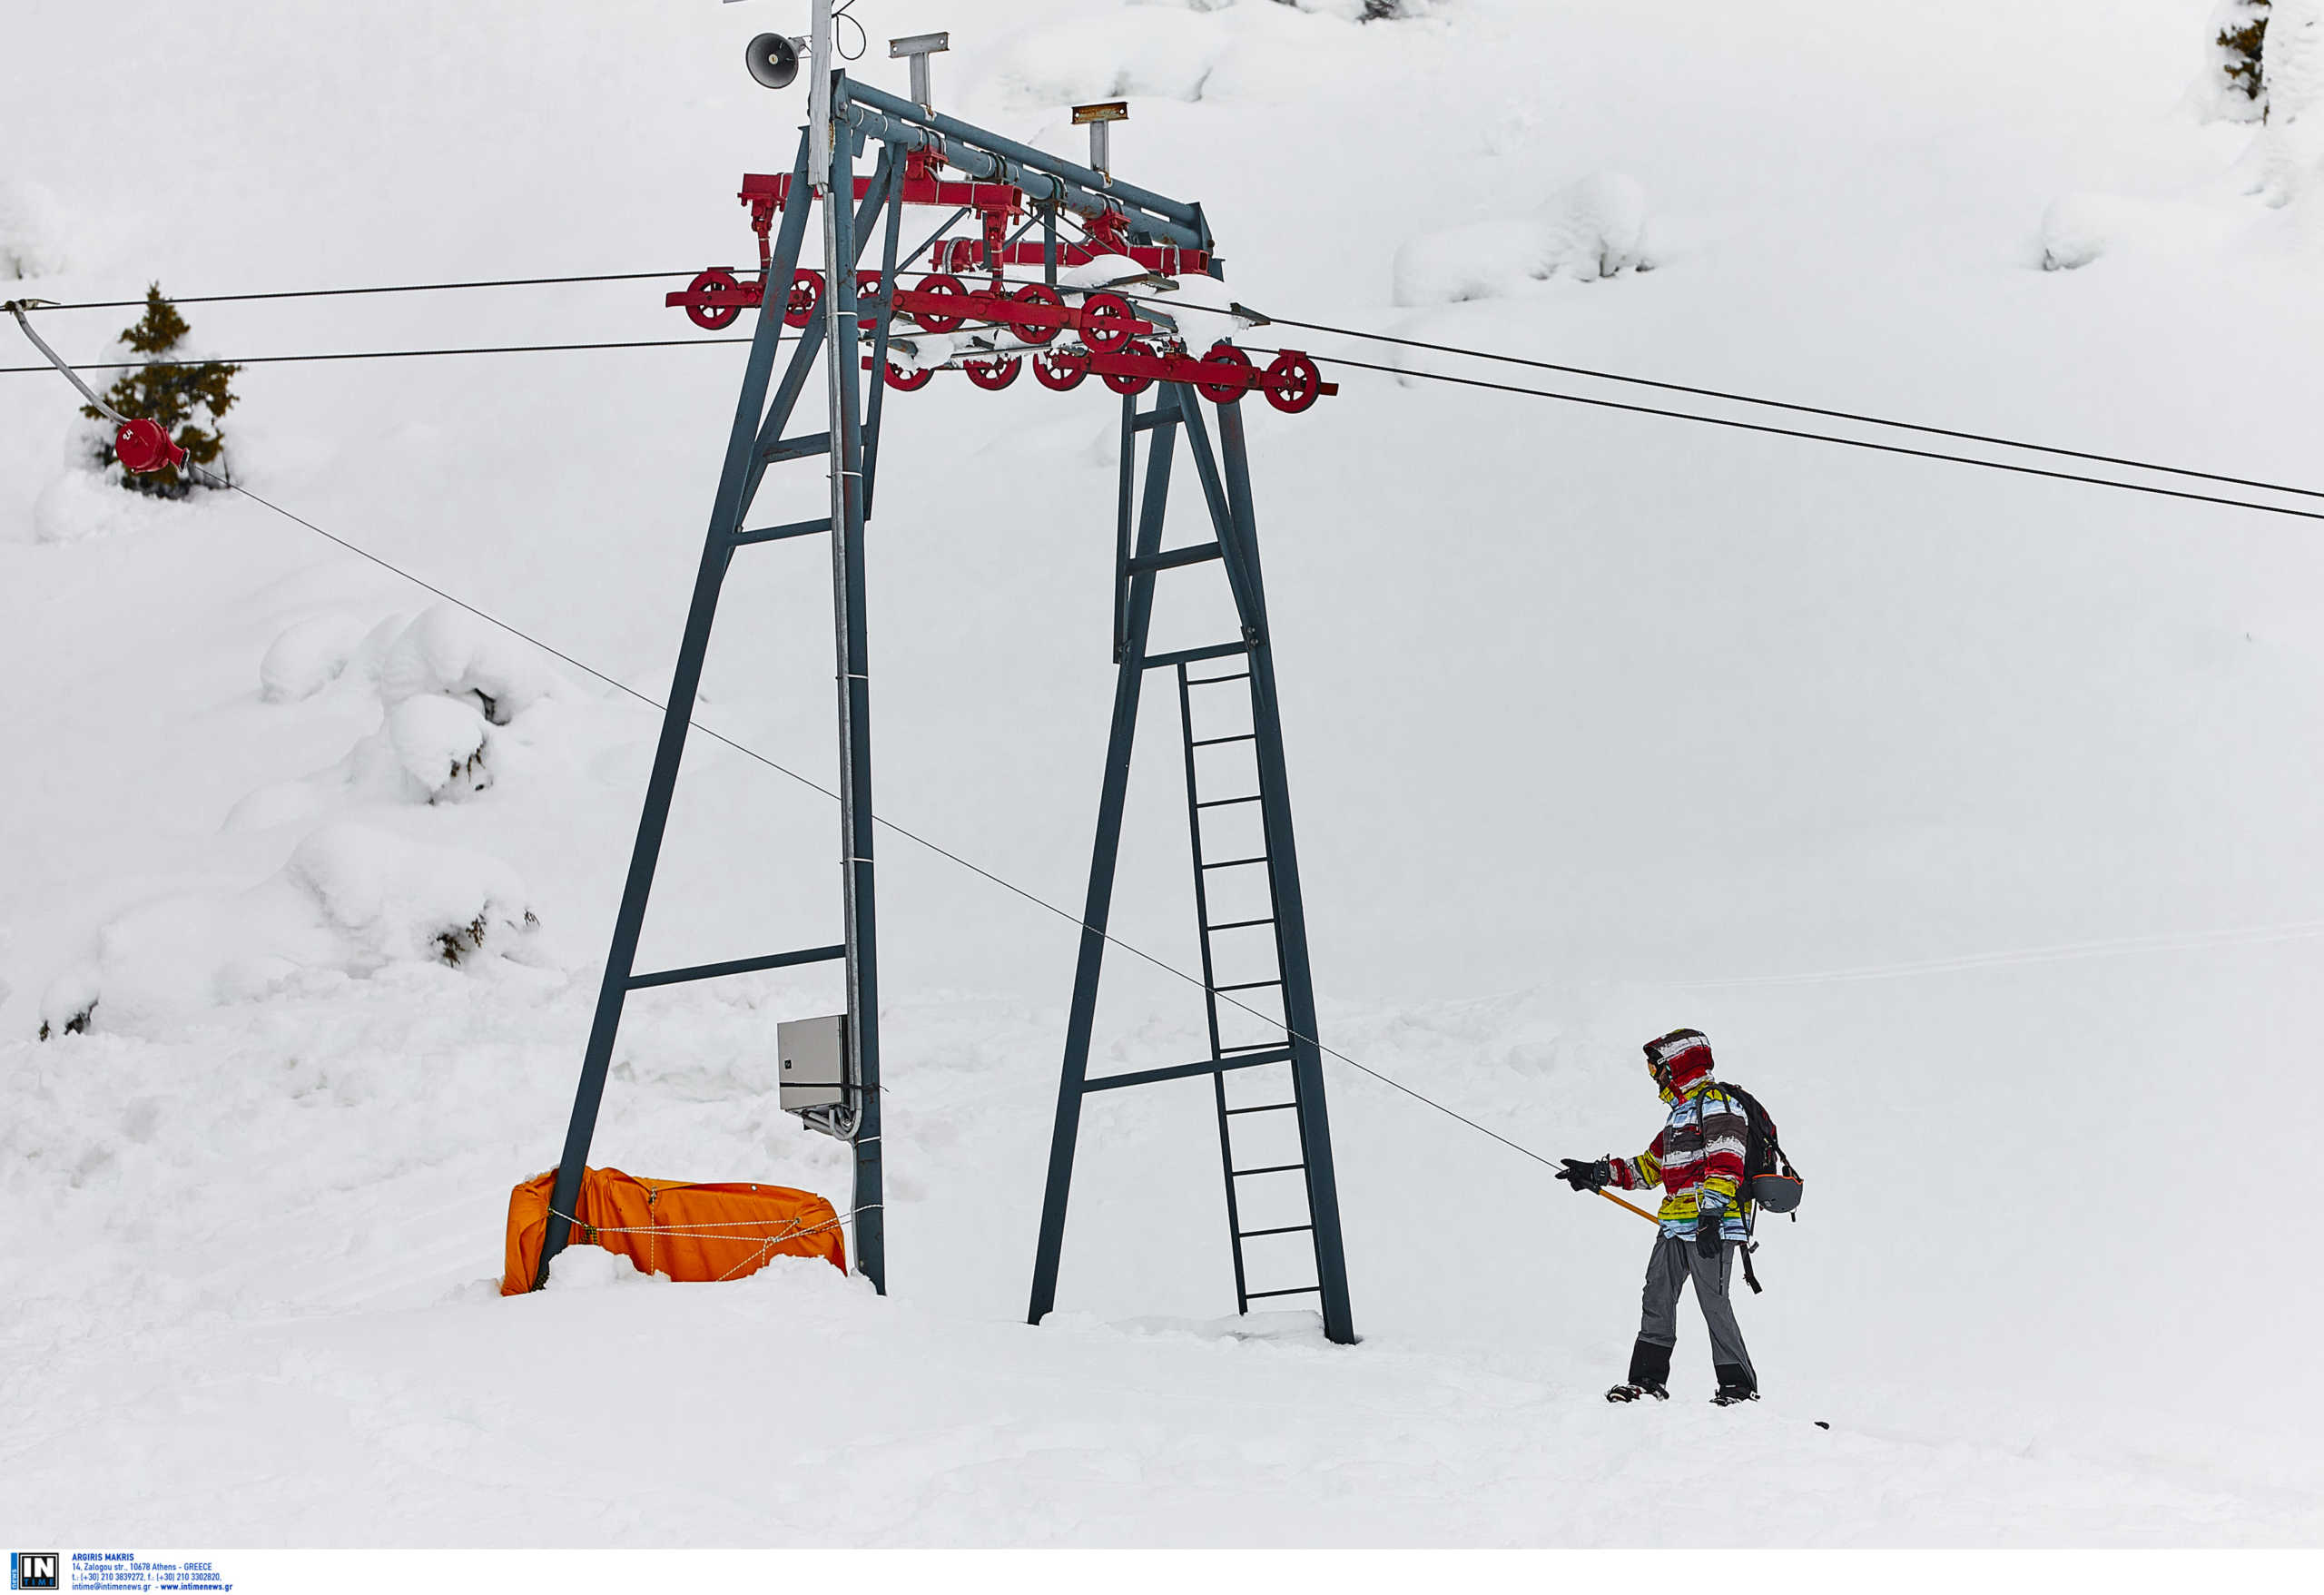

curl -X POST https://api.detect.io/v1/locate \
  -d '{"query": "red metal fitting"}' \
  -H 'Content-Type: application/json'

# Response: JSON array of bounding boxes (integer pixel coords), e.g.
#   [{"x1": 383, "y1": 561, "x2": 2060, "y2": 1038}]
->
[{"x1": 113, "y1": 418, "x2": 185, "y2": 474}]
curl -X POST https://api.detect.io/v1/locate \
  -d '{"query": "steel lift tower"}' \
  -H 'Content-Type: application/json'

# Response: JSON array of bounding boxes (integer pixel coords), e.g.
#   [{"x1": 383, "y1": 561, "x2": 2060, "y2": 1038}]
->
[{"x1": 537, "y1": 14, "x2": 1354, "y2": 1344}]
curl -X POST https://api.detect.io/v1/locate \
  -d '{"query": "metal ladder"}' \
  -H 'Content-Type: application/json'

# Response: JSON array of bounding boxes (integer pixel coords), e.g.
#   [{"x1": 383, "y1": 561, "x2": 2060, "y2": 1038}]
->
[{"x1": 1175, "y1": 658, "x2": 1324, "y2": 1314}]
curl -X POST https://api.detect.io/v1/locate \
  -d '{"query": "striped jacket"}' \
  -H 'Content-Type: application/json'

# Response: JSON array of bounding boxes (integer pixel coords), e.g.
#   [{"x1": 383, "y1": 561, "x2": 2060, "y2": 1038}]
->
[{"x1": 1610, "y1": 1076, "x2": 1751, "y2": 1242}]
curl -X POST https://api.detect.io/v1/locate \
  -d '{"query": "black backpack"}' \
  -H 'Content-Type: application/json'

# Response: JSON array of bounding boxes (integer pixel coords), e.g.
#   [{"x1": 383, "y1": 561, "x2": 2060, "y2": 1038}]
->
[{"x1": 1717, "y1": 1081, "x2": 1802, "y2": 1295}]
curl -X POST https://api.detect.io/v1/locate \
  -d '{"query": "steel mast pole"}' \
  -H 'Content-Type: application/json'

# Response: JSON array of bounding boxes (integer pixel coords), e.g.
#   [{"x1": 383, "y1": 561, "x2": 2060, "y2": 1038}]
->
[{"x1": 816, "y1": 8, "x2": 886, "y2": 1294}]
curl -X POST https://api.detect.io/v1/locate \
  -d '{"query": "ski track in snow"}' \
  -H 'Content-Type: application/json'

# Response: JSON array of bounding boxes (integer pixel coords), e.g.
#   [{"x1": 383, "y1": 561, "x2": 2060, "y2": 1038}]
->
[{"x1": 6, "y1": 0, "x2": 2324, "y2": 1548}]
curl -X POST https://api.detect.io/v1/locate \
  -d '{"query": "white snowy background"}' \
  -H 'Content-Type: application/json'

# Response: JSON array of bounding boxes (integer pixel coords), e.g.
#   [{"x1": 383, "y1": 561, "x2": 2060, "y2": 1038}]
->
[{"x1": 5, "y1": 0, "x2": 2324, "y2": 1548}]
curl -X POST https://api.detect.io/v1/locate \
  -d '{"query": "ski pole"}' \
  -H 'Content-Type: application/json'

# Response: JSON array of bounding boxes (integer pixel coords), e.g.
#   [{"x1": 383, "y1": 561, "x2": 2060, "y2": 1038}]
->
[{"x1": 1596, "y1": 1188, "x2": 1659, "y2": 1223}]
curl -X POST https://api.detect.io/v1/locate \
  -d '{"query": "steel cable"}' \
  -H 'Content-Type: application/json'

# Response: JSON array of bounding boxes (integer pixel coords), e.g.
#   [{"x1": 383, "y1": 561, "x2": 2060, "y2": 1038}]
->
[{"x1": 172, "y1": 460, "x2": 1562, "y2": 1171}]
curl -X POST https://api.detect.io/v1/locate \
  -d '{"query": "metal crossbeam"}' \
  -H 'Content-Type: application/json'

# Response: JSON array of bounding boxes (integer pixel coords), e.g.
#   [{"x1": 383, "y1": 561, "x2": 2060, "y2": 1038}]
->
[{"x1": 628, "y1": 945, "x2": 846, "y2": 989}]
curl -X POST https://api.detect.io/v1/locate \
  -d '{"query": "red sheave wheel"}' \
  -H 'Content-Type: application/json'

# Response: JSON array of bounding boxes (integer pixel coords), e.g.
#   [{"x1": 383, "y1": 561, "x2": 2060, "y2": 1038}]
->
[
  {"x1": 113, "y1": 417, "x2": 185, "y2": 474},
  {"x1": 785, "y1": 269, "x2": 823, "y2": 329},
  {"x1": 1100, "y1": 367, "x2": 1152, "y2": 396},
  {"x1": 913, "y1": 273, "x2": 968, "y2": 332},
  {"x1": 1032, "y1": 350, "x2": 1088, "y2": 391},
  {"x1": 1195, "y1": 343, "x2": 1255, "y2": 404},
  {"x1": 1079, "y1": 291, "x2": 1136, "y2": 353},
  {"x1": 883, "y1": 361, "x2": 935, "y2": 391},
  {"x1": 963, "y1": 356, "x2": 1022, "y2": 390},
  {"x1": 1263, "y1": 350, "x2": 1323, "y2": 414},
  {"x1": 1009, "y1": 283, "x2": 1065, "y2": 345},
  {"x1": 684, "y1": 268, "x2": 745, "y2": 331}
]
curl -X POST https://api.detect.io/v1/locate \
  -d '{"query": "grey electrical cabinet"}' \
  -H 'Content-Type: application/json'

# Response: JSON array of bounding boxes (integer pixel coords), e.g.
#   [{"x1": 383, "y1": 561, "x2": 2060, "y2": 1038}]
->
[{"x1": 778, "y1": 1013, "x2": 848, "y2": 1113}]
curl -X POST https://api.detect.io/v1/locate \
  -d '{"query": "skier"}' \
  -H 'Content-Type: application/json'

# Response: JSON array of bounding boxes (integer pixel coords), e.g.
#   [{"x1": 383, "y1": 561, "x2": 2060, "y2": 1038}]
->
[{"x1": 1558, "y1": 1027, "x2": 1759, "y2": 1406}]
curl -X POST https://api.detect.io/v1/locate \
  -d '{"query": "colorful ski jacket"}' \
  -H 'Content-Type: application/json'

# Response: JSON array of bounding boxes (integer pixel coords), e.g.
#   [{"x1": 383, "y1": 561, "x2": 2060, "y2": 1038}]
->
[{"x1": 1609, "y1": 1041, "x2": 1750, "y2": 1242}]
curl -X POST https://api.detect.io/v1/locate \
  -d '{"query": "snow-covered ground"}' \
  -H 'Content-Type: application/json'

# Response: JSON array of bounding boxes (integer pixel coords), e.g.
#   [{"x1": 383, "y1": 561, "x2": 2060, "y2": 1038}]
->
[{"x1": 6, "y1": 0, "x2": 2324, "y2": 1548}]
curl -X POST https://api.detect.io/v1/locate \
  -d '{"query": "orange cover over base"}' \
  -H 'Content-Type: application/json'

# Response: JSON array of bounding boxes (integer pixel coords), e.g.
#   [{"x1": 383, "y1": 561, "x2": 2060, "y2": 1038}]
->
[{"x1": 502, "y1": 1166, "x2": 846, "y2": 1295}]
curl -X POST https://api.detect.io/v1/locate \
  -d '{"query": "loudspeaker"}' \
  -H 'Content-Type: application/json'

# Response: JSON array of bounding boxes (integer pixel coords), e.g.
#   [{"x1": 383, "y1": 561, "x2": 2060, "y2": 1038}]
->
[{"x1": 744, "y1": 32, "x2": 802, "y2": 91}]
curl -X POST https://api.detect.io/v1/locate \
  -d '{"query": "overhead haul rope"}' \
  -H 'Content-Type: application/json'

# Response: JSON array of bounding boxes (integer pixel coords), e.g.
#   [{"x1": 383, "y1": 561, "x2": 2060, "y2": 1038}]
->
[
  {"x1": 13, "y1": 268, "x2": 709, "y2": 314},
  {"x1": 12, "y1": 314, "x2": 2324, "y2": 528},
  {"x1": 10, "y1": 288, "x2": 2313, "y2": 1186},
  {"x1": 0, "y1": 334, "x2": 753, "y2": 373}
]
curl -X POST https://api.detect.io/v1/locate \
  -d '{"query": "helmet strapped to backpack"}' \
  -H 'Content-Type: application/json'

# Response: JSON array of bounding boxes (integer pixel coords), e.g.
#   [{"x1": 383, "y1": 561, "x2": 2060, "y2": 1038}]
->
[{"x1": 1719, "y1": 1080, "x2": 1803, "y2": 1215}]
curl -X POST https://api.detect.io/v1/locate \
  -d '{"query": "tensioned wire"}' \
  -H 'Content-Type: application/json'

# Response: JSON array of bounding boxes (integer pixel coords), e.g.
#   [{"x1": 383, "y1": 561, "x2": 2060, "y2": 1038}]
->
[
  {"x1": 15, "y1": 271, "x2": 2324, "y2": 1177},
  {"x1": 168, "y1": 458, "x2": 1566, "y2": 1176},
  {"x1": 10, "y1": 268, "x2": 2324, "y2": 519}
]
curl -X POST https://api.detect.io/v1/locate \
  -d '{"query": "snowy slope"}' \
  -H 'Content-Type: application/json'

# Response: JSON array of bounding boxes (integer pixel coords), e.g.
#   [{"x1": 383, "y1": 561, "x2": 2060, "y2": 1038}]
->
[{"x1": 6, "y1": 0, "x2": 2324, "y2": 1547}]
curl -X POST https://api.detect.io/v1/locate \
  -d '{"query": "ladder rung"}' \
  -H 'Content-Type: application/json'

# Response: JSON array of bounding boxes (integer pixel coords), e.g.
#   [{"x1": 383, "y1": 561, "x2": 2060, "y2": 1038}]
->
[
  {"x1": 1189, "y1": 733, "x2": 1256, "y2": 748},
  {"x1": 1214, "y1": 979, "x2": 1282, "y2": 993},
  {"x1": 1205, "y1": 915, "x2": 1275, "y2": 932},
  {"x1": 1245, "y1": 1286, "x2": 1321, "y2": 1301},
  {"x1": 1231, "y1": 1161, "x2": 1306, "y2": 1178},
  {"x1": 1200, "y1": 855, "x2": 1270, "y2": 871},
  {"x1": 1224, "y1": 1101, "x2": 1298, "y2": 1117},
  {"x1": 1085, "y1": 1047, "x2": 1294, "y2": 1093},
  {"x1": 1146, "y1": 643, "x2": 1247, "y2": 672},
  {"x1": 1187, "y1": 671, "x2": 1251, "y2": 686},
  {"x1": 1219, "y1": 1040, "x2": 1285, "y2": 1054},
  {"x1": 1236, "y1": 1224, "x2": 1315, "y2": 1240},
  {"x1": 1195, "y1": 795, "x2": 1263, "y2": 811}
]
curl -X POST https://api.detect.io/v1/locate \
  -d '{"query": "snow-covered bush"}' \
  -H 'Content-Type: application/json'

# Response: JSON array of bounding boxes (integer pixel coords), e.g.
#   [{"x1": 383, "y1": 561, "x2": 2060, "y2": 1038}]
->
[
  {"x1": 1392, "y1": 174, "x2": 1651, "y2": 306},
  {"x1": 377, "y1": 604, "x2": 555, "y2": 727},
  {"x1": 384, "y1": 694, "x2": 493, "y2": 802},
  {"x1": 28, "y1": 463, "x2": 193, "y2": 545},
  {"x1": 38, "y1": 822, "x2": 541, "y2": 1037},
  {"x1": 259, "y1": 613, "x2": 372, "y2": 704},
  {"x1": 2248, "y1": 0, "x2": 2324, "y2": 205},
  {"x1": 2038, "y1": 194, "x2": 2132, "y2": 271},
  {"x1": 287, "y1": 605, "x2": 558, "y2": 806},
  {"x1": 286, "y1": 822, "x2": 536, "y2": 970},
  {"x1": 1271, "y1": 0, "x2": 1427, "y2": 18},
  {"x1": 0, "y1": 178, "x2": 66, "y2": 280},
  {"x1": 2205, "y1": 2, "x2": 2273, "y2": 122}
]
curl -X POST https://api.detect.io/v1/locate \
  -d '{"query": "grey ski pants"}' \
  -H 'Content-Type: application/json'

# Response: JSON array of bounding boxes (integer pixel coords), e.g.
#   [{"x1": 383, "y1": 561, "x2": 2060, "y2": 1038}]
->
[{"x1": 1638, "y1": 1235, "x2": 1755, "y2": 1383}]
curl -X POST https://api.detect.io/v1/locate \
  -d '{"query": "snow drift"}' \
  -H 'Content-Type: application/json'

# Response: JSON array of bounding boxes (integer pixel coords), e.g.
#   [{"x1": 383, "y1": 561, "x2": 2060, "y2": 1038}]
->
[{"x1": 1393, "y1": 174, "x2": 1651, "y2": 306}]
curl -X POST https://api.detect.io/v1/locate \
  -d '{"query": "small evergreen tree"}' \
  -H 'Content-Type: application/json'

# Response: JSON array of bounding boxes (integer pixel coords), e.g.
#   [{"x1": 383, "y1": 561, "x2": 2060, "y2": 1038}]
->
[
  {"x1": 81, "y1": 284, "x2": 241, "y2": 499},
  {"x1": 2217, "y1": 1, "x2": 2271, "y2": 115}
]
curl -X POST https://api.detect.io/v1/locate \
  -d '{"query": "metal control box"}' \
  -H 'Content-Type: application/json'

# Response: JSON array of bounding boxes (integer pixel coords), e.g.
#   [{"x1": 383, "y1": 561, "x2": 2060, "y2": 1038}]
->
[{"x1": 778, "y1": 1014, "x2": 849, "y2": 1112}]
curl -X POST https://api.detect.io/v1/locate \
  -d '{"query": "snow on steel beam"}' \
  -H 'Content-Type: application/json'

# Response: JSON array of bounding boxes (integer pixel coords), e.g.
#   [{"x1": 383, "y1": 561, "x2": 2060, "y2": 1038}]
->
[{"x1": 835, "y1": 78, "x2": 1210, "y2": 248}]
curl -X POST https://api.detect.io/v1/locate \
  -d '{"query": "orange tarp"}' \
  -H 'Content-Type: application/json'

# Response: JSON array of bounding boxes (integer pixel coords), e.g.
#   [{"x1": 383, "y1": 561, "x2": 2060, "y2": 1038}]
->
[{"x1": 501, "y1": 1166, "x2": 845, "y2": 1295}]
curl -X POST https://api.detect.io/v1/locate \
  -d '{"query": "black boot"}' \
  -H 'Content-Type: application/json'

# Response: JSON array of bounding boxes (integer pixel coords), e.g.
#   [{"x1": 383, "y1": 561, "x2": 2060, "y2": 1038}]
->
[
  {"x1": 1608, "y1": 1338, "x2": 1673, "y2": 1403},
  {"x1": 1711, "y1": 1363, "x2": 1758, "y2": 1406}
]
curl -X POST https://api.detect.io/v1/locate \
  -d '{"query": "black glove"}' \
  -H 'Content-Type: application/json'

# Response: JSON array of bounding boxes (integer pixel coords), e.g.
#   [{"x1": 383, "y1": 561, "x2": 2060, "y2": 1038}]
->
[
  {"x1": 1557, "y1": 1157, "x2": 1613, "y2": 1193},
  {"x1": 1696, "y1": 1199, "x2": 1727, "y2": 1257}
]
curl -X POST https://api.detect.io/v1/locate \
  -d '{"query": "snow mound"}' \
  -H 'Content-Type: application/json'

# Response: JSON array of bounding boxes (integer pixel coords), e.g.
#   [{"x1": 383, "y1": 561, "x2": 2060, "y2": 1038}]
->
[
  {"x1": 998, "y1": 5, "x2": 1234, "y2": 103},
  {"x1": 245, "y1": 606, "x2": 561, "y2": 812},
  {"x1": 0, "y1": 178, "x2": 68, "y2": 280},
  {"x1": 2034, "y1": 192, "x2": 2244, "y2": 271},
  {"x1": 1392, "y1": 173, "x2": 1651, "y2": 306},
  {"x1": 286, "y1": 822, "x2": 536, "y2": 970},
  {"x1": 2194, "y1": 3, "x2": 2274, "y2": 124},
  {"x1": 2252, "y1": 0, "x2": 2324, "y2": 206},
  {"x1": 258, "y1": 613, "x2": 371, "y2": 704},
  {"x1": 377, "y1": 604, "x2": 556, "y2": 725},
  {"x1": 385, "y1": 695, "x2": 492, "y2": 802},
  {"x1": 38, "y1": 822, "x2": 540, "y2": 1037},
  {"x1": 2037, "y1": 193, "x2": 2140, "y2": 271},
  {"x1": 27, "y1": 464, "x2": 200, "y2": 545},
  {"x1": 539, "y1": 1244, "x2": 666, "y2": 1291}
]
